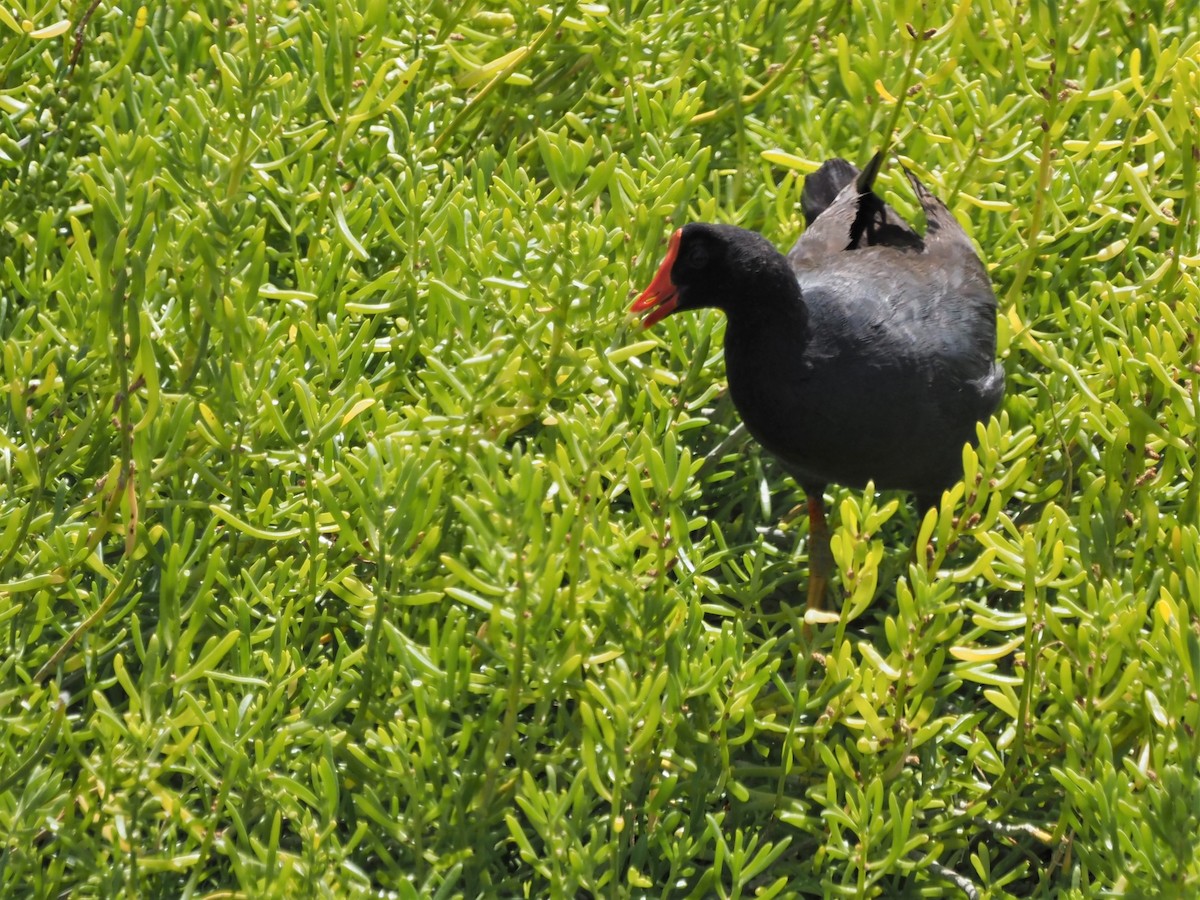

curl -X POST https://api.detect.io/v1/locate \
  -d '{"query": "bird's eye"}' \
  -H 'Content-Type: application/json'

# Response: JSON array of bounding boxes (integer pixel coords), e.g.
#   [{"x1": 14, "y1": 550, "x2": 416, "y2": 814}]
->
[{"x1": 683, "y1": 242, "x2": 709, "y2": 270}]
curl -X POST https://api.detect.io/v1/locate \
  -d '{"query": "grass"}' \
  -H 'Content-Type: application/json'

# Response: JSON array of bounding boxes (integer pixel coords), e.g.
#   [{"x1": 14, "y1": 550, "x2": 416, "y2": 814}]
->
[{"x1": 1, "y1": 0, "x2": 1198, "y2": 896}]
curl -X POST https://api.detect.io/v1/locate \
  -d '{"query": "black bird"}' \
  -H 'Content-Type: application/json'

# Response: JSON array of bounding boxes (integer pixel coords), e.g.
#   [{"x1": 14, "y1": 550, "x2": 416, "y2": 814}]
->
[{"x1": 632, "y1": 153, "x2": 1005, "y2": 611}]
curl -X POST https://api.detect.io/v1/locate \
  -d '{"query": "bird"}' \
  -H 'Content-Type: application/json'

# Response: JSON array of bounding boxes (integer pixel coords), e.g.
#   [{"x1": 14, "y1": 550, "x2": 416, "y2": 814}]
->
[{"x1": 631, "y1": 153, "x2": 1005, "y2": 613}]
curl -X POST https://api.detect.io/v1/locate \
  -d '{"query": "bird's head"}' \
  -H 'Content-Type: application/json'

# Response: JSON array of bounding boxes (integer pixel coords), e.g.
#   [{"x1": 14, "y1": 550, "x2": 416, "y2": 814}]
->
[{"x1": 631, "y1": 223, "x2": 793, "y2": 327}]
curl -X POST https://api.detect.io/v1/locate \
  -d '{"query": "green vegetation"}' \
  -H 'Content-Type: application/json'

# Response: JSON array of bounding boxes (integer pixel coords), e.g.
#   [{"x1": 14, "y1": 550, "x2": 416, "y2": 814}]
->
[{"x1": 2, "y1": 0, "x2": 1198, "y2": 895}]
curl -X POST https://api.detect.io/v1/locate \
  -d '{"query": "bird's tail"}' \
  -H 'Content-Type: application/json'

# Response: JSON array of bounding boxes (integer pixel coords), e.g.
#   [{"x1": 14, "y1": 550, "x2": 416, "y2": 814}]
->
[{"x1": 800, "y1": 158, "x2": 859, "y2": 225}]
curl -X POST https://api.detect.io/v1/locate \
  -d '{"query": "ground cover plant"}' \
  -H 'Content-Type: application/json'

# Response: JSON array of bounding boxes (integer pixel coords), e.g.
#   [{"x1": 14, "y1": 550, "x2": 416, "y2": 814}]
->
[{"x1": 1, "y1": 0, "x2": 1198, "y2": 896}]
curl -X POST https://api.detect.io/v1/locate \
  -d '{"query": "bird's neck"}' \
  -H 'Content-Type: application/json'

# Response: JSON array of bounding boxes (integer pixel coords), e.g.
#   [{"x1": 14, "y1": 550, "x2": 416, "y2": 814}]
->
[{"x1": 723, "y1": 269, "x2": 807, "y2": 339}]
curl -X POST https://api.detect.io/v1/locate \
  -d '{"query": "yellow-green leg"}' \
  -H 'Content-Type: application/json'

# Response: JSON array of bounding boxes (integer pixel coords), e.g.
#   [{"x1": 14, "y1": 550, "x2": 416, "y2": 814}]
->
[{"x1": 805, "y1": 492, "x2": 833, "y2": 612}]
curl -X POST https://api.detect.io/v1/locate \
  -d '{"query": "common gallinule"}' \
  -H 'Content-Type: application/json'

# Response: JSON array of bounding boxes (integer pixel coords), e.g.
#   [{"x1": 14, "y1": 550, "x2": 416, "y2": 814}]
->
[{"x1": 632, "y1": 154, "x2": 1004, "y2": 611}]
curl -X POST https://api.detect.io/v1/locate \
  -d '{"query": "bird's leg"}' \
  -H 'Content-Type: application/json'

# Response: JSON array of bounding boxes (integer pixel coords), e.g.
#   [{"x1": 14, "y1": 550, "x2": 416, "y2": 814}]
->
[{"x1": 805, "y1": 492, "x2": 833, "y2": 611}]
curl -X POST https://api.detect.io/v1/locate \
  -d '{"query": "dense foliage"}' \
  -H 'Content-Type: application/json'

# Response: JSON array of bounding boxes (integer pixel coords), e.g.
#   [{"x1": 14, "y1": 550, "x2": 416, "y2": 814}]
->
[{"x1": 2, "y1": 0, "x2": 1198, "y2": 896}]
